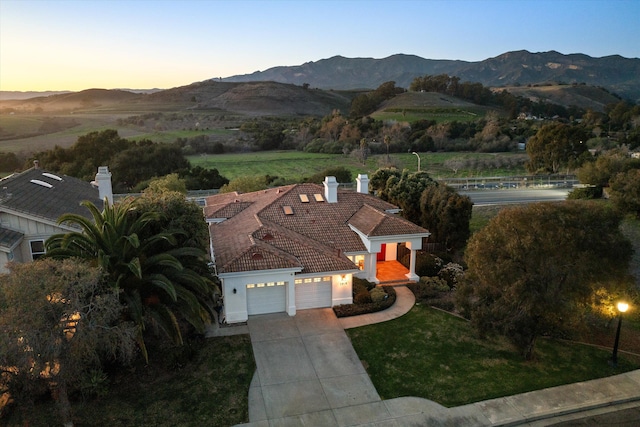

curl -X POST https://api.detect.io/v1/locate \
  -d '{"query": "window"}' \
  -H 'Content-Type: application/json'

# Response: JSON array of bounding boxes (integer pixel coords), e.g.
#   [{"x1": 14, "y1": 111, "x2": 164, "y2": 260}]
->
[
  {"x1": 30, "y1": 240, "x2": 45, "y2": 260},
  {"x1": 299, "y1": 194, "x2": 310, "y2": 203}
]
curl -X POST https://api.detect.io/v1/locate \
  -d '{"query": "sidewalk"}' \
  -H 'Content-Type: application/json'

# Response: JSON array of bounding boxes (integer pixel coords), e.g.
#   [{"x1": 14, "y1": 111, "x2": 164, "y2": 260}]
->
[{"x1": 227, "y1": 286, "x2": 640, "y2": 426}]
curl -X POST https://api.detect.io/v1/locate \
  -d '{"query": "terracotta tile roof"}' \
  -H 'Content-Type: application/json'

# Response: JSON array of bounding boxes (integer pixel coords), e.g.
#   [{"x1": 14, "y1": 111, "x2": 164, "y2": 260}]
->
[
  {"x1": 253, "y1": 225, "x2": 357, "y2": 274},
  {"x1": 349, "y1": 204, "x2": 428, "y2": 237},
  {"x1": 205, "y1": 182, "x2": 429, "y2": 275},
  {"x1": 0, "y1": 168, "x2": 103, "y2": 223}
]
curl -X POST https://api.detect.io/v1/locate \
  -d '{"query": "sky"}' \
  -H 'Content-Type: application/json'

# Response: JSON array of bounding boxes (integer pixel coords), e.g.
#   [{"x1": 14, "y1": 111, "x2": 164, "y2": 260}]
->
[{"x1": 1, "y1": 0, "x2": 639, "y2": 92}]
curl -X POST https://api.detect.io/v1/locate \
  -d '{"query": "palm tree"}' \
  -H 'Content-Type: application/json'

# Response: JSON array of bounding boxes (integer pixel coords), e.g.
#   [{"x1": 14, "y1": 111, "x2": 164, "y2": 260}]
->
[
  {"x1": 46, "y1": 198, "x2": 215, "y2": 361},
  {"x1": 383, "y1": 135, "x2": 391, "y2": 162}
]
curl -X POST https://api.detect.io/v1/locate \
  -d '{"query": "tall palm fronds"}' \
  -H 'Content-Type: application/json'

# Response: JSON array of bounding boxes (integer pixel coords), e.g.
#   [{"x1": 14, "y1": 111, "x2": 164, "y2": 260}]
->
[{"x1": 46, "y1": 198, "x2": 215, "y2": 361}]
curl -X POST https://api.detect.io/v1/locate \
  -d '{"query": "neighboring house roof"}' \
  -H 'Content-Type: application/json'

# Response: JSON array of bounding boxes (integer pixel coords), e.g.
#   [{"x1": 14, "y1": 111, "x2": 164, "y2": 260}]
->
[
  {"x1": 0, "y1": 226, "x2": 24, "y2": 251},
  {"x1": 0, "y1": 167, "x2": 103, "y2": 224},
  {"x1": 205, "y1": 182, "x2": 429, "y2": 275}
]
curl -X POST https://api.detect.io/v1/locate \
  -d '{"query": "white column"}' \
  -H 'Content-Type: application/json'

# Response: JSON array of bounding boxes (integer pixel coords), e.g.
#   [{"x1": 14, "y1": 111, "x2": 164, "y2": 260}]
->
[{"x1": 405, "y1": 249, "x2": 419, "y2": 281}]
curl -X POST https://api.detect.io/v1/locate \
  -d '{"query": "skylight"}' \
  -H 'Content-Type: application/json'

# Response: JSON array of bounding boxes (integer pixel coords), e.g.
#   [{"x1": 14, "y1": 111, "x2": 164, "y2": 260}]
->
[
  {"x1": 299, "y1": 194, "x2": 310, "y2": 203},
  {"x1": 42, "y1": 172, "x2": 62, "y2": 181},
  {"x1": 30, "y1": 179, "x2": 53, "y2": 188},
  {"x1": 314, "y1": 193, "x2": 324, "y2": 202},
  {"x1": 283, "y1": 206, "x2": 294, "y2": 215}
]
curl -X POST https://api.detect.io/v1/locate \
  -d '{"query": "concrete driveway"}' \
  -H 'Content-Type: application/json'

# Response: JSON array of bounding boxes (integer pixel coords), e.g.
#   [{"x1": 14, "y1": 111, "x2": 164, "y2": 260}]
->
[{"x1": 244, "y1": 308, "x2": 385, "y2": 425}]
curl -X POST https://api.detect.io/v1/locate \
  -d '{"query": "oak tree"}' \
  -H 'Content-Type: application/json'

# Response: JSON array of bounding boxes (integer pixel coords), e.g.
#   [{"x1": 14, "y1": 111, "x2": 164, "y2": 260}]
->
[{"x1": 457, "y1": 201, "x2": 633, "y2": 360}]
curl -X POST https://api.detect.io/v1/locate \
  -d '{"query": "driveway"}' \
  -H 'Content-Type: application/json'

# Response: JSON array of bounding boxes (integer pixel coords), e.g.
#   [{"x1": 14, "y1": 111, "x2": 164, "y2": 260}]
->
[{"x1": 244, "y1": 308, "x2": 385, "y2": 425}]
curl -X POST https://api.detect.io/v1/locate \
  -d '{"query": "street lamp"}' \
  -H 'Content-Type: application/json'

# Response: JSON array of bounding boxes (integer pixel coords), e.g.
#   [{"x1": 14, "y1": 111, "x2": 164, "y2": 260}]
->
[
  {"x1": 610, "y1": 301, "x2": 629, "y2": 367},
  {"x1": 411, "y1": 151, "x2": 421, "y2": 172}
]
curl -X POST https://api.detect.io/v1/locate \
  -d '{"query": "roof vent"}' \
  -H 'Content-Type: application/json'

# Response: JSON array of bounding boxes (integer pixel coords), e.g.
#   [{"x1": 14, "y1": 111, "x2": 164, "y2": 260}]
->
[
  {"x1": 262, "y1": 233, "x2": 274, "y2": 241},
  {"x1": 251, "y1": 252, "x2": 264, "y2": 260},
  {"x1": 42, "y1": 172, "x2": 62, "y2": 181},
  {"x1": 30, "y1": 179, "x2": 53, "y2": 188}
]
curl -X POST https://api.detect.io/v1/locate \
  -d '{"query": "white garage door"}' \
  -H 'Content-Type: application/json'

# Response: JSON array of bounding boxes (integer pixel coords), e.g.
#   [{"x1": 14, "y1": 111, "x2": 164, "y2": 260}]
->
[
  {"x1": 295, "y1": 278, "x2": 332, "y2": 309},
  {"x1": 247, "y1": 282, "x2": 286, "y2": 315}
]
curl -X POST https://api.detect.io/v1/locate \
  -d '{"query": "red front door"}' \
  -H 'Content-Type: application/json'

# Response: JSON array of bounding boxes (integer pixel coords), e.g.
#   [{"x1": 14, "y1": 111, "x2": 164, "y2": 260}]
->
[{"x1": 377, "y1": 243, "x2": 386, "y2": 261}]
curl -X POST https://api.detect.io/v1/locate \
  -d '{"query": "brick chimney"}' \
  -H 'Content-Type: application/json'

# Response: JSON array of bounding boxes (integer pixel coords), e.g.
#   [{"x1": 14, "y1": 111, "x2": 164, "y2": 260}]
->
[{"x1": 324, "y1": 176, "x2": 338, "y2": 203}]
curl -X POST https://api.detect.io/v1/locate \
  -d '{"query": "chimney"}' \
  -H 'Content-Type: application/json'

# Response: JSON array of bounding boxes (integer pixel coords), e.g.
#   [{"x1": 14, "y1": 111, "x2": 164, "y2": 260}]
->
[
  {"x1": 356, "y1": 174, "x2": 369, "y2": 194},
  {"x1": 33, "y1": 160, "x2": 40, "y2": 169},
  {"x1": 95, "y1": 166, "x2": 113, "y2": 205},
  {"x1": 323, "y1": 176, "x2": 338, "y2": 203}
]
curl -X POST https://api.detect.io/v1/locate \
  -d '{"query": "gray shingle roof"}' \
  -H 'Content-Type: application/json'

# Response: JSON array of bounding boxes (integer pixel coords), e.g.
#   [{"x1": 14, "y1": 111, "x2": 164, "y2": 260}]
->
[
  {"x1": 0, "y1": 167, "x2": 103, "y2": 223},
  {"x1": 0, "y1": 226, "x2": 23, "y2": 250}
]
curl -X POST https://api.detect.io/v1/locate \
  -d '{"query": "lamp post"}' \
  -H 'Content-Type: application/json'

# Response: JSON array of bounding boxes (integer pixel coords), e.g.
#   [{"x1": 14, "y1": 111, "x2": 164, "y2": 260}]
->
[
  {"x1": 610, "y1": 301, "x2": 629, "y2": 367},
  {"x1": 411, "y1": 151, "x2": 421, "y2": 172}
]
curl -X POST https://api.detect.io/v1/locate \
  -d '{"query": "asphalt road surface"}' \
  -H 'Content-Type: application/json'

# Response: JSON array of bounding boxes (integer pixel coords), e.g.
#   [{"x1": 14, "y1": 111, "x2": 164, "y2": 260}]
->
[{"x1": 460, "y1": 188, "x2": 571, "y2": 206}]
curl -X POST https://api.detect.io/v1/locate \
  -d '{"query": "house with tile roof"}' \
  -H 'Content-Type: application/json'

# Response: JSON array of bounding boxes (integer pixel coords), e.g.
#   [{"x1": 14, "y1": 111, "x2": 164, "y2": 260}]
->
[
  {"x1": 0, "y1": 162, "x2": 112, "y2": 273},
  {"x1": 204, "y1": 174, "x2": 430, "y2": 324}
]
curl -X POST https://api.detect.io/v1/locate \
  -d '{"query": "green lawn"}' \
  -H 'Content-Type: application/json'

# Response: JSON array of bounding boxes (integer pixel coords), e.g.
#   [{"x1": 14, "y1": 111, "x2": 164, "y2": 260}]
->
[{"x1": 347, "y1": 305, "x2": 639, "y2": 407}]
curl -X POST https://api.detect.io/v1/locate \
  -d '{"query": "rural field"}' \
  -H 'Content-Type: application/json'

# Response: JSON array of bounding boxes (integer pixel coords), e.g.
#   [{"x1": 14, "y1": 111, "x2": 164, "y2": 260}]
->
[{"x1": 187, "y1": 151, "x2": 528, "y2": 182}]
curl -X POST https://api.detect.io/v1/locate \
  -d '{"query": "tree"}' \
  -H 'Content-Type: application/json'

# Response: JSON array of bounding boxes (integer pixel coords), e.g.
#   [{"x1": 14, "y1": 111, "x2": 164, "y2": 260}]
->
[
  {"x1": 143, "y1": 173, "x2": 188, "y2": 194},
  {"x1": 526, "y1": 123, "x2": 589, "y2": 173},
  {"x1": 457, "y1": 201, "x2": 633, "y2": 360},
  {"x1": 383, "y1": 135, "x2": 391, "y2": 161},
  {"x1": 609, "y1": 169, "x2": 640, "y2": 218},
  {"x1": 307, "y1": 166, "x2": 352, "y2": 184},
  {"x1": 576, "y1": 148, "x2": 640, "y2": 187},
  {"x1": 110, "y1": 141, "x2": 190, "y2": 192},
  {"x1": 219, "y1": 175, "x2": 270, "y2": 193},
  {"x1": 370, "y1": 168, "x2": 436, "y2": 225},
  {"x1": 0, "y1": 259, "x2": 136, "y2": 426},
  {"x1": 45, "y1": 198, "x2": 215, "y2": 361},
  {"x1": 419, "y1": 184, "x2": 473, "y2": 252},
  {"x1": 179, "y1": 165, "x2": 229, "y2": 190}
]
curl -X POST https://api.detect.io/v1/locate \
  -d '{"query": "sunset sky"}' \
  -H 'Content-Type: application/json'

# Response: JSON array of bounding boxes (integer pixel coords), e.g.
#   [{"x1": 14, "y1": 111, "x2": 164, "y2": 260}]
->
[{"x1": 1, "y1": 0, "x2": 639, "y2": 92}]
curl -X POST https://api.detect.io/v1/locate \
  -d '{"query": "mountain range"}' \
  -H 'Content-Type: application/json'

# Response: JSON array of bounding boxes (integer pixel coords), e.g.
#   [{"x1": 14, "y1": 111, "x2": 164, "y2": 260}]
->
[{"x1": 222, "y1": 50, "x2": 640, "y2": 102}]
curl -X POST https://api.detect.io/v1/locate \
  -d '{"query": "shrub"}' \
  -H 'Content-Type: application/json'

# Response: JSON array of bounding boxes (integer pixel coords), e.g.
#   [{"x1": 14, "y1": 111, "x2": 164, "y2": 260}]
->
[
  {"x1": 438, "y1": 262, "x2": 465, "y2": 289},
  {"x1": 334, "y1": 286, "x2": 396, "y2": 317},
  {"x1": 408, "y1": 278, "x2": 456, "y2": 312},
  {"x1": 403, "y1": 252, "x2": 443, "y2": 277},
  {"x1": 370, "y1": 287, "x2": 387, "y2": 303},
  {"x1": 568, "y1": 186, "x2": 603, "y2": 199},
  {"x1": 353, "y1": 277, "x2": 375, "y2": 292},
  {"x1": 354, "y1": 289, "x2": 372, "y2": 304}
]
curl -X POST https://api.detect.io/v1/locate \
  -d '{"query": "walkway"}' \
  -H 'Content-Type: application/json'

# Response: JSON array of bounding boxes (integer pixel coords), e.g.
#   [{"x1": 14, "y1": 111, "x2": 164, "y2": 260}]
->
[{"x1": 221, "y1": 286, "x2": 640, "y2": 426}]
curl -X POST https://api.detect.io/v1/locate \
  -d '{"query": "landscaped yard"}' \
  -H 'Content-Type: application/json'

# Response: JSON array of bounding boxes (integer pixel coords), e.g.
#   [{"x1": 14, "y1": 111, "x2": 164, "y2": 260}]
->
[{"x1": 347, "y1": 304, "x2": 640, "y2": 407}]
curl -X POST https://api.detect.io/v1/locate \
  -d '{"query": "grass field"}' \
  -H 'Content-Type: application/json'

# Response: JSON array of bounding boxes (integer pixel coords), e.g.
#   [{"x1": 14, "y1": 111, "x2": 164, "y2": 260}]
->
[
  {"x1": 371, "y1": 107, "x2": 483, "y2": 124},
  {"x1": 187, "y1": 151, "x2": 528, "y2": 182}
]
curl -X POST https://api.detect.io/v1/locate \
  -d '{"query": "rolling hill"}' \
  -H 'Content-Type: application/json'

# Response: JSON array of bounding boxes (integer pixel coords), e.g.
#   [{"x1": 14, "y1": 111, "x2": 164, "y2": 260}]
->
[
  {"x1": 223, "y1": 50, "x2": 640, "y2": 103},
  {"x1": 0, "y1": 81, "x2": 353, "y2": 116}
]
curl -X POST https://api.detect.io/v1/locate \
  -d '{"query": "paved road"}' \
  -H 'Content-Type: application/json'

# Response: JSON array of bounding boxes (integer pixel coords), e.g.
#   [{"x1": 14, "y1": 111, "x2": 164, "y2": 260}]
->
[{"x1": 461, "y1": 188, "x2": 571, "y2": 206}]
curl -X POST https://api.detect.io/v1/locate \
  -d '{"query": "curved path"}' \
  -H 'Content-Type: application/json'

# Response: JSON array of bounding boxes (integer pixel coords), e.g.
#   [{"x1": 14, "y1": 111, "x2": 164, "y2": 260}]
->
[{"x1": 229, "y1": 286, "x2": 640, "y2": 426}]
